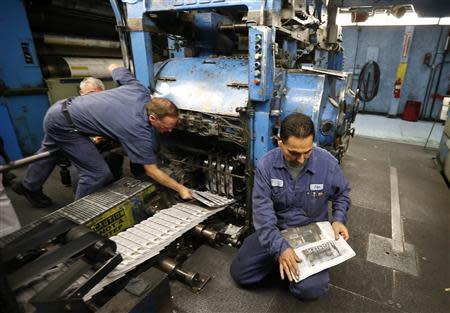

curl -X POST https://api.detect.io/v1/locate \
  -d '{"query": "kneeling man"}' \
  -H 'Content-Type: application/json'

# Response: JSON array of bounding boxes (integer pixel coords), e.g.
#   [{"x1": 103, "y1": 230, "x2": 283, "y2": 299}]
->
[{"x1": 230, "y1": 113, "x2": 351, "y2": 300}]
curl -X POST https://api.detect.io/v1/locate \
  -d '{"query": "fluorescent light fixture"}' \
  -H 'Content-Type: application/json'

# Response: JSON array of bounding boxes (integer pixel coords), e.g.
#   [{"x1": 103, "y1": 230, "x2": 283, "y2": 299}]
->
[{"x1": 337, "y1": 11, "x2": 450, "y2": 26}]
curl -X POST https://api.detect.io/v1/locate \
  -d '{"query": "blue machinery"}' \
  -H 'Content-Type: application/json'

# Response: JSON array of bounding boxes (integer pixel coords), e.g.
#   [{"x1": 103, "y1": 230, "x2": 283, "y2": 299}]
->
[
  {"x1": 117, "y1": 0, "x2": 358, "y2": 169},
  {"x1": 107, "y1": 0, "x2": 363, "y2": 216},
  {"x1": 0, "y1": 0, "x2": 49, "y2": 160}
]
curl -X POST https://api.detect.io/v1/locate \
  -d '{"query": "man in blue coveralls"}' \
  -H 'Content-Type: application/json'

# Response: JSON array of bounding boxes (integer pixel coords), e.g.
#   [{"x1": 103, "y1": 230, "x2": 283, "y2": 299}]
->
[
  {"x1": 230, "y1": 113, "x2": 350, "y2": 300},
  {"x1": 13, "y1": 64, "x2": 192, "y2": 207}
]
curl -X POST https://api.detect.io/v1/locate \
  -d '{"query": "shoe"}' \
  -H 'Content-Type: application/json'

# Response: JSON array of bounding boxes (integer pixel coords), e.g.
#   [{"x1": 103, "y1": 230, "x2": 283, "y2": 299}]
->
[
  {"x1": 36, "y1": 190, "x2": 52, "y2": 204},
  {"x1": 11, "y1": 182, "x2": 53, "y2": 208},
  {"x1": 2, "y1": 171, "x2": 16, "y2": 186}
]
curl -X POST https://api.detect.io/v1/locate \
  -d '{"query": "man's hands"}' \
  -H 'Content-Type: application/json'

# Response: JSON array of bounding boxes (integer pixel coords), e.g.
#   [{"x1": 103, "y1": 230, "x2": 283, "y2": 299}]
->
[
  {"x1": 108, "y1": 63, "x2": 121, "y2": 74},
  {"x1": 278, "y1": 247, "x2": 301, "y2": 282},
  {"x1": 332, "y1": 221, "x2": 349, "y2": 240},
  {"x1": 91, "y1": 136, "x2": 106, "y2": 144},
  {"x1": 178, "y1": 185, "x2": 193, "y2": 200},
  {"x1": 144, "y1": 164, "x2": 192, "y2": 200}
]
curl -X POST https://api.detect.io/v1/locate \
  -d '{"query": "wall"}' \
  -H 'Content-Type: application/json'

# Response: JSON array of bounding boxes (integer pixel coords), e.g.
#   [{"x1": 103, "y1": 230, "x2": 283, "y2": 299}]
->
[{"x1": 342, "y1": 25, "x2": 450, "y2": 119}]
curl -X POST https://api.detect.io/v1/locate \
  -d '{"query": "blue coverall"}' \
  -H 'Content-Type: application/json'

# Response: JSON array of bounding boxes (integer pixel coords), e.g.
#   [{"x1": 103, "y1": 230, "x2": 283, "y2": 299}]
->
[
  {"x1": 23, "y1": 67, "x2": 156, "y2": 199},
  {"x1": 230, "y1": 146, "x2": 350, "y2": 300}
]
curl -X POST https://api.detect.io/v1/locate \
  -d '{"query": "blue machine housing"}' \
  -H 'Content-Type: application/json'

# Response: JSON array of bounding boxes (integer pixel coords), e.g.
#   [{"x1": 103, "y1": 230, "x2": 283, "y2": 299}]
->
[
  {"x1": 0, "y1": 0, "x2": 49, "y2": 160},
  {"x1": 120, "y1": 0, "x2": 356, "y2": 165},
  {"x1": 154, "y1": 57, "x2": 249, "y2": 117}
]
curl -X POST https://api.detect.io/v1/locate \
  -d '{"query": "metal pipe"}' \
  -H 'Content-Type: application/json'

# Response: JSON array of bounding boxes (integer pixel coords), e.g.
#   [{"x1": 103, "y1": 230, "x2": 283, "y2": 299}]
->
[
  {"x1": 246, "y1": 107, "x2": 255, "y2": 228},
  {"x1": 194, "y1": 224, "x2": 218, "y2": 241},
  {"x1": 0, "y1": 149, "x2": 59, "y2": 173},
  {"x1": 428, "y1": 50, "x2": 448, "y2": 120},
  {"x1": 40, "y1": 56, "x2": 123, "y2": 78},
  {"x1": 39, "y1": 34, "x2": 120, "y2": 49},
  {"x1": 156, "y1": 258, "x2": 177, "y2": 274},
  {"x1": 259, "y1": 0, "x2": 266, "y2": 25},
  {"x1": 424, "y1": 37, "x2": 449, "y2": 148},
  {"x1": 351, "y1": 27, "x2": 361, "y2": 109},
  {"x1": 421, "y1": 24, "x2": 444, "y2": 119},
  {"x1": 194, "y1": 224, "x2": 241, "y2": 247},
  {"x1": 109, "y1": 0, "x2": 131, "y2": 70},
  {"x1": 37, "y1": 45, "x2": 121, "y2": 58},
  {"x1": 156, "y1": 258, "x2": 202, "y2": 287},
  {"x1": 327, "y1": 0, "x2": 338, "y2": 43},
  {"x1": 218, "y1": 24, "x2": 248, "y2": 32}
]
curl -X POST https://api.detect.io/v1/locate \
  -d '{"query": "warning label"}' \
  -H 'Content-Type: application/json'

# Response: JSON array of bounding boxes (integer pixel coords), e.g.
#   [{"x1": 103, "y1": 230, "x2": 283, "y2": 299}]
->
[{"x1": 88, "y1": 202, "x2": 135, "y2": 237}]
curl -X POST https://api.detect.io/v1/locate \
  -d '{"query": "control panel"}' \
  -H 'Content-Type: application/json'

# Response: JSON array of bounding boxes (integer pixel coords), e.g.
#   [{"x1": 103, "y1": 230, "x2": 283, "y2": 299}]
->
[{"x1": 249, "y1": 26, "x2": 273, "y2": 101}]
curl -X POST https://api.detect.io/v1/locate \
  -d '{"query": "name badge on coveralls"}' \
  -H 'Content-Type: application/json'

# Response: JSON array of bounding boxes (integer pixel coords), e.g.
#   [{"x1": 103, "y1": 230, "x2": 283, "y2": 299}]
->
[
  {"x1": 310, "y1": 184, "x2": 324, "y2": 198},
  {"x1": 271, "y1": 179, "x2": 284, "y2": 187},
  {"x1": 310, "y1": 184, "x2": 323, "y2": 191}
]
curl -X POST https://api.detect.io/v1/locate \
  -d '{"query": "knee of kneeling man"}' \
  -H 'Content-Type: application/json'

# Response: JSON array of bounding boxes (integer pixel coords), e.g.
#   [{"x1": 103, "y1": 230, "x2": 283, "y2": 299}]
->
[
  {"x1": 229, "y1": 261, "x2": 244, "y2": 284},
  {"x1": 229, "y1": 261, "x2": 255, "y2": 285},
  {"x1": 290, "y1": 282, "x2": 329, "y2": 300}
]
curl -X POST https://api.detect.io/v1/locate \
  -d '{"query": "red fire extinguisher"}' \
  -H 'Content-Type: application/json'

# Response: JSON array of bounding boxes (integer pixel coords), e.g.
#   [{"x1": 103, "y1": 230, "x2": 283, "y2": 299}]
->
[{"x1": 393, "y1": 78, "x2": 401, "y2": 99}]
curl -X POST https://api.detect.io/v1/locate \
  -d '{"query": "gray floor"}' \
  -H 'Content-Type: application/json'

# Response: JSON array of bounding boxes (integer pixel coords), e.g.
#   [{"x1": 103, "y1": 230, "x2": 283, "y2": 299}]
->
[
  {"x1": 168, "y1": 136, "x2": 450, "y2": 313},
  {"x1": 353, "y1": 113, "x2": 444, "y2": 148},
  {"x1": 4, "y1": 136, "x2": 450, "y2": 313},
  {"x1": 5, "y1": 168, "x2": 75, "y2": 226}
]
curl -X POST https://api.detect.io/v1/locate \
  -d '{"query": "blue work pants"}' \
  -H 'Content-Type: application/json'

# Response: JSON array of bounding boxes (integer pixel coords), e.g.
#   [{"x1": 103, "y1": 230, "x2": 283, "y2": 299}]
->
[
  {"x1": 23, "y1": 103, "x2": 111, "y2": 199},
  {"x1": 230, "y1": 232, "x2": 330, "y2": 300}
]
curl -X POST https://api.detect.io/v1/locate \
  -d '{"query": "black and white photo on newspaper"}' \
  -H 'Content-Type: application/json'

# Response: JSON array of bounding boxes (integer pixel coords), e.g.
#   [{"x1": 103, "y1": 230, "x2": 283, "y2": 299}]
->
[{"x1": 281, "y1": 221, "x2": 356, "y2": 282}]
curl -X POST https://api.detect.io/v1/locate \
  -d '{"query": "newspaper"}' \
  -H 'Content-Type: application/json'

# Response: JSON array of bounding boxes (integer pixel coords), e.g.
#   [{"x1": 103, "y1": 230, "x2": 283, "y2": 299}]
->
[{"x1": 281, "y1": 221, "x2": 355, "y2": 282}]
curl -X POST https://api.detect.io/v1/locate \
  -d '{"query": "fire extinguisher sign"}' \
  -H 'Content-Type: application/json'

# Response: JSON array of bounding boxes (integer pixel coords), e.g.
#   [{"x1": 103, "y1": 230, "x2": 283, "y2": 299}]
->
[
  {"x1": 401, "y1": 26, "x2": 414, "y2": 61},
  {"x1": 393, "y1": 63, "x2": 407, "y2": 99},
  {"x1": 393, "y1": 26, "x2": 414, "y2": 99}
]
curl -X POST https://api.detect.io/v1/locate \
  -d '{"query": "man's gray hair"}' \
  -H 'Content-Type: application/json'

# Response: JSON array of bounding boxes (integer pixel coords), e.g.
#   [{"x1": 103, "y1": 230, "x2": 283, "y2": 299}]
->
[{"x1": 79, "y1": 77, "x2": 105, "y2": 91}]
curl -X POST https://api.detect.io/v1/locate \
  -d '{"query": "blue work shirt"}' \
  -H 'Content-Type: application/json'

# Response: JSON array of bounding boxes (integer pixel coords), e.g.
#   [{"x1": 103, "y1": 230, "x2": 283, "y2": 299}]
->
[
  {"x1": 252, "y1": 146, "x2": 350, "y2": 259},
  {"x1": 67, "y1": 67, "x2": 155, "y2": 164}
]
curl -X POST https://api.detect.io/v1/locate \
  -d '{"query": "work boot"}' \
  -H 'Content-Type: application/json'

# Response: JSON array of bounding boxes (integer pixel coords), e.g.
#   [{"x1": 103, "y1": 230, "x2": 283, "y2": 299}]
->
[
  {"x1": 11, "y1": 182, "x2": 53, "y2": 208},
  {"x1": 2, "y1": 171, "x2": 16, "y2": 186}
]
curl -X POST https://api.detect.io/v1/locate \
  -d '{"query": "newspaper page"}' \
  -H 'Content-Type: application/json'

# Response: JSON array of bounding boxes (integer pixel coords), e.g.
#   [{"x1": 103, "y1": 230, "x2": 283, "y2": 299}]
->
[{"x1": 281, "y1": 221, "x2": 355, "y2": 282}]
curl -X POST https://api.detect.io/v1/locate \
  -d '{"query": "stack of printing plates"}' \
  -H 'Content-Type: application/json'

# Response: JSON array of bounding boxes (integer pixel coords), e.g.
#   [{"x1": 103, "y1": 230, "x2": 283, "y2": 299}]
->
[
  {"x1": 84, "y1": 195, "x2": 231, "y2": 300},
  {"x1": 192, "y1": 190, "x2": 235, "y2": 207}
]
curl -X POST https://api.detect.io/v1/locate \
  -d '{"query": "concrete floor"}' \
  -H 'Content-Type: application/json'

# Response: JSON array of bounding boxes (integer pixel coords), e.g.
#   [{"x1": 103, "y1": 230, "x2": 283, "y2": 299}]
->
[
  {"x1": 4, "y1": 136, "x2": 450, "y2": 313},
  {"x1": 353, "y1": 114, "x2": 444, "y2": 148}
]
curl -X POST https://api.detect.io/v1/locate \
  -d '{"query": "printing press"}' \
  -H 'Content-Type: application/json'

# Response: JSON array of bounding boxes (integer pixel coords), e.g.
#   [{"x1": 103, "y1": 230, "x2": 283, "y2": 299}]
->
[
  {"x1": 0, "y1": 0, "x2": 385, "y2": 311},
  {"x1": 0, "y1": 177, "x2": 244, "y2": 312}
]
